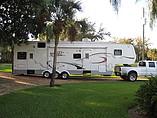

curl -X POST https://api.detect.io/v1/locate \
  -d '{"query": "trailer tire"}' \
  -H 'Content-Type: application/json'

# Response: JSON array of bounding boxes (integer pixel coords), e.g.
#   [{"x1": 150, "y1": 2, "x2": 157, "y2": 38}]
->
[
  {"x1": 55, "y1": 72, "x2": 60, "y2": 79},
  {"x1": 61, "y1": 72, "x2": 69, "y2": 79},
  {"x1": 128, "y1": 72, "x2": 137, "y2": 82},
  {"x1": 43, "y1": 71, "x2": 51, "y2": 78}
]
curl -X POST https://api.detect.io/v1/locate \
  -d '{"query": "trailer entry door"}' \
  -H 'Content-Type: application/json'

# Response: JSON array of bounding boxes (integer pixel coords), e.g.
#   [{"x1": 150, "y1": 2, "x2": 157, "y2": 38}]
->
[
  {"x1": 27, "y1": 50, "x2": 35, "y2": 74},
  {"x1": 83, "y1": 50, "x2": 91, "y2": 70}
]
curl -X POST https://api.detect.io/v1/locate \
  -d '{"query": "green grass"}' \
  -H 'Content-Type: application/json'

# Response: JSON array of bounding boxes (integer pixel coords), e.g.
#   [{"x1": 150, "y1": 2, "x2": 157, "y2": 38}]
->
[
  {"x1": 0, "y1": 82, "x2": 143, "y2": 118},
  {"x1": 71, "y1": 74, "x2": 120, "y2": 78},
  {"x1": 0, "y1": 64, "x2": 12, "y2": 72}
]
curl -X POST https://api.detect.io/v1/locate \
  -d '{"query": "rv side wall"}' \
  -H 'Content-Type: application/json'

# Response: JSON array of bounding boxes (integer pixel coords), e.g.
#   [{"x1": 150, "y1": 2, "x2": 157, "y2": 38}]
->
[
  {"x1": 14, "y1": 42, "x2": 48, "y2": 75},
  {"x1": 13, "y1": 41, "x2": 136, "y2": 77}
]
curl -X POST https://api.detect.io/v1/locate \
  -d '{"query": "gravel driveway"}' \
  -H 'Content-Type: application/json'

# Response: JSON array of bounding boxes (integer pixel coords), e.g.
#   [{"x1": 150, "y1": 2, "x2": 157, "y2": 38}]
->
[{"x1": 0, "y1": 72, "x2": 148, "y2": 96}]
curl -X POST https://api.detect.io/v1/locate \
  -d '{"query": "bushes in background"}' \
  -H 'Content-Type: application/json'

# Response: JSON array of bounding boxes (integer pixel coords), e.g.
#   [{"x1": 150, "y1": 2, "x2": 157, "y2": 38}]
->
[{"x1": 136, "y1": 76, "x2": 157, "y2": 118}]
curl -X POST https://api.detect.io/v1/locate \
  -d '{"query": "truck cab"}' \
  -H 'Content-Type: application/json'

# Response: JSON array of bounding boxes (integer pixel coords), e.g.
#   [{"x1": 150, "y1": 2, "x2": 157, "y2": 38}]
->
[
  {"x1": 115, "y1": 61, "x2": 157, "y2": 81},
  {"x1": 138, "y1": 61, "x2": 157, "y2": 77}
]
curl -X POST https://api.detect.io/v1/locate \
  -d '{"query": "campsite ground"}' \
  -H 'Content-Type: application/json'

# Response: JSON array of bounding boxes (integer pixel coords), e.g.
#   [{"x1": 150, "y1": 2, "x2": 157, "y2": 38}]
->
[
  {"x1": 0, "y1": 72, "x2": 125, "y2": 96},
  {"x1": 0, "y1": 62, "x2": 148, "y2": 118},
  {"x1": 0, "y1": 72, "x2": 148, "y2": 118}
]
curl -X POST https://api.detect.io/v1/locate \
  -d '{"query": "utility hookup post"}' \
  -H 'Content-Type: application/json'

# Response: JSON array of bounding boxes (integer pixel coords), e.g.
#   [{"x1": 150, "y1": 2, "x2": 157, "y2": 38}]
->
[{"x1": 142, "y1": 7, "x2": 146, "y2": 60}]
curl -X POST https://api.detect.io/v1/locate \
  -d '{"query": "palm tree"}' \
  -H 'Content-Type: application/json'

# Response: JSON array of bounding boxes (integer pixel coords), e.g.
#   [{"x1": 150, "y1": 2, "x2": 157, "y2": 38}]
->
[
  {"x1": 147, "y1": 48, "x2": 157, "y2": 60},
  {"x1": 110, "y1": 0, "x2": 157, "y2": 27},
  {"x1": 149, "y1": 0, "x2": 157, "y2": 28},
  {"x1": 43, "y1": 0, "x2": 82, "y2": 87}
]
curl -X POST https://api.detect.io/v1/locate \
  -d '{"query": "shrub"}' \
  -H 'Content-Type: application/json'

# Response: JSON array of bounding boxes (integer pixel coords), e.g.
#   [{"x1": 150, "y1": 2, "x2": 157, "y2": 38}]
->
[
  {"x1": 135, "y1": 76, "x2": 157, "y2": 118},
  {"x1": 0, "y1": 58, "x2": 11, "y2": 63}
]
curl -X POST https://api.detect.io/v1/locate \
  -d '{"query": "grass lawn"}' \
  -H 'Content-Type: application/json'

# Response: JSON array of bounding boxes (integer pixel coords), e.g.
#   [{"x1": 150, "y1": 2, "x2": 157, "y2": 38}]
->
[
  {"x1": 0, "y1": 82, "x2": 143, "y2": 118},
  {"x1": 0, "y1": 64, "x2": 12, "y2": 72}
]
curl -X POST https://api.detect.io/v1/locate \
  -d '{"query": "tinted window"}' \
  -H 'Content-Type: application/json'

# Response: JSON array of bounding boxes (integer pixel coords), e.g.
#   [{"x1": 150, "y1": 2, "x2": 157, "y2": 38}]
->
[
  {"x1": 38, "y1": 42, "x2": 46, "y2": 48},
  {"x1": 114, "y1": 49, "x2": 122, "y2": 56},
  {"x1": 17, "y1": 52, "x2": 27, "y2": 60},
  {"x1": 73, "y1": 54, "x2": 81, "y2": 59},
  {"x1": 139, "y1": 62, "x2": 146, "y2": 67},
  {"x1": 149, "y1": 62, "x2": 155, "y2": 67},
  {"x1": 30, "y1": 53, "x2": 33, "y2": 59},
  {"x1": 85, "y1": 53, "x2": 89, "y2": 59}
]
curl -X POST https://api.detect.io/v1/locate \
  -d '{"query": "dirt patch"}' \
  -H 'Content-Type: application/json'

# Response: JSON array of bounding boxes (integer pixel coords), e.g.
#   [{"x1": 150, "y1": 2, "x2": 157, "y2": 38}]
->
[
  {"x1": 128, "y1": 106, "x2": 148, "y2": 118},
  {"x1": 0, "y1": 72, "x2": 123, "y2": 95},
  {"x1": 0, "y1": 72, "x2": 148, "y2": 96}
]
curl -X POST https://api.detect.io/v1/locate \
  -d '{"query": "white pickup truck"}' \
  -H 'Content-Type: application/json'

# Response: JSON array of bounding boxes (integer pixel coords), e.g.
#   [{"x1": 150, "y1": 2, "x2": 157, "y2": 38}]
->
[{"x1": 115, "y1": 61, "x2": 157, "y2": 81}]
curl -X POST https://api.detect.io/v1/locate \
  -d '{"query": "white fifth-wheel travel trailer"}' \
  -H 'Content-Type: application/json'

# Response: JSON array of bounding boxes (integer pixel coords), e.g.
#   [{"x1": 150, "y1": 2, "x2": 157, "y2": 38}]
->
[{"x1": 13, "y1": 41, "x2": 136, "y2": 79}]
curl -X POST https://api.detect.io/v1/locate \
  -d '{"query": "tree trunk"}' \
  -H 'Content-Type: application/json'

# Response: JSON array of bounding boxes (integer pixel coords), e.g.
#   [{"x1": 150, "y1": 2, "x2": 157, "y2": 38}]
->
[
  {"x1": 49, "y1": 35, "x2": 59, "y2": 87},
  {"x1": 11, "y1": 46, "x2": 14, "y2": 74}
]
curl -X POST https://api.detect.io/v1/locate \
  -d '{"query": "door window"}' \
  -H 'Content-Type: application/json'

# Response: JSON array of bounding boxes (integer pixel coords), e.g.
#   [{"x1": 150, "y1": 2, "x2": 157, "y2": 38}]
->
[
  {"x1": 149, "y1": 62, "x2": 155, "y2": 67},
  {"x1": 30, "y1": 53, "x2": 33, "y2": 59}
]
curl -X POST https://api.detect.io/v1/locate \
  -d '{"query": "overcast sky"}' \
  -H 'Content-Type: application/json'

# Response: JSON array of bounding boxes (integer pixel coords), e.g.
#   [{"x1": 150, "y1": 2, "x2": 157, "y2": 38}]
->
[{"x1": 76, "y1": 0, "x2": 157, "y2": 48}]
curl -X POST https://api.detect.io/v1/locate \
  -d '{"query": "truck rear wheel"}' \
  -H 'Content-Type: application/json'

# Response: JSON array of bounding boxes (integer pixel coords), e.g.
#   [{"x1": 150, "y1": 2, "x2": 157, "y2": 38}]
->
[{"x1": 128, "y1": 72, "x2": 137, "y2": 82}]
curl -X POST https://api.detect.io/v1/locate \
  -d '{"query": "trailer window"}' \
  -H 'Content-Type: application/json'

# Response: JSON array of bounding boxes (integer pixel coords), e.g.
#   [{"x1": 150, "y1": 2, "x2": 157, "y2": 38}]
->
[
  {"x1": 17, "y1": 52, "x2": 27, "y2": 60},
  {"x1": 73, "y1": 54, "x2": 81, "y2": 59},
  {"x1": 85, "y1": 53, "x2": 89, "y2": 59},
  {"x1": 149, "y1": 62, "x2": 155, "y2": 67},
  {"x1": 114, "y1": 49, "x2": 122, "y2": 56},
  {"x1": 37, "y1": 42, "x2": 46, "y2": 48}
]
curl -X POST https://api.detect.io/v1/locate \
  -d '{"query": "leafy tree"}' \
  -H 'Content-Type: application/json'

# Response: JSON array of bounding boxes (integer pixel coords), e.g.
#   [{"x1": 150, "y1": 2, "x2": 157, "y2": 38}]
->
[
  {"x1": 111, "y1": 38, "x2": 134, "y2": 44},
  {"x1": 76, "y1": 19, "x2": 107, "y2": 41},
  {"x1": 147, "y1": 48, "x2": 157, "y2": 60},
  {"x1": 134, "y1": 37, "x2": 150, "y2": 61},
  {"x1": 110, "y1": 0, "x2": 121, "y2": 13},
  {"x1": 41, "y1": 0, "x2": 82, "y2": 87},
  {"x1": 0, "y1": 0, "x2": 52, "y2": 71},
  {"x1": 148, "y1": 0, "x2": 157, "y2": 28},
  {"x1": 0, "y1": 0, "x2": 51, "y2": 45}
]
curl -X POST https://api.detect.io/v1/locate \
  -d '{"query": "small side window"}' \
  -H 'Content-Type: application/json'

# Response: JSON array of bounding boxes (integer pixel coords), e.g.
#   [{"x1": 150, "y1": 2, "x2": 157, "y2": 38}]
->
[
  {"x1": 85, "y1": 53, "x2": 89, "y2": 59},
  {"x1": 17, "y1": 52, "x2": 27, "y2": 60},
  {"x1": 73, "y1": 54, "x2": 81, "y2": 59},
  {"x1": 114, "y1": 49, "x2": 122, "y2": 56},
  {"x1": 149, "y1": 62, "x2": 155, "y2": 67},
  {"x1": 37, "y1": 42, "x2": 46, "y2": 48},
  {"x1": 30, "y1": 53, "x2": 33, "y2": 59},
  {"x1": 139, "y1": 62, "x2": 146, "y2": 67}
]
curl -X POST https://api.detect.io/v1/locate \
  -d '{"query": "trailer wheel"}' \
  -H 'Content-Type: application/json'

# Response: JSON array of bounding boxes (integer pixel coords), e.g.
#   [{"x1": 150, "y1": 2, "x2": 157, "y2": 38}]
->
[
  {"x1": 43, "y1": 71, "x2": 51, "y2": 78},
  {"x1": 61, "y1": 72, "x2": 69, "y2": 79},
  {"x1": 128, "y1": 72, "x2": 137, "y2": 82},
  {"x1": 55, "y1": 72, "x2": 60, "y2": 79}
]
